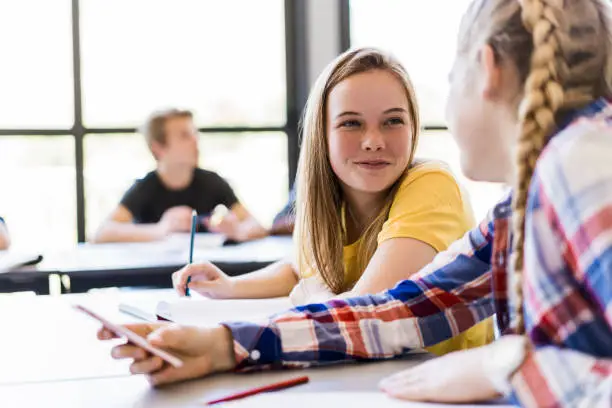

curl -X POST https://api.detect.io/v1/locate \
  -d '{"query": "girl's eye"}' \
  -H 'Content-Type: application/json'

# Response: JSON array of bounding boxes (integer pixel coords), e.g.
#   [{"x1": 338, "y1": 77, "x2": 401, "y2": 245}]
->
[
  {"x1": 384, "y1": 117, "x2": 405, "y2": 127},
  {"x1": 339, "y1": 119, "x2": 361, "y2": 128}
]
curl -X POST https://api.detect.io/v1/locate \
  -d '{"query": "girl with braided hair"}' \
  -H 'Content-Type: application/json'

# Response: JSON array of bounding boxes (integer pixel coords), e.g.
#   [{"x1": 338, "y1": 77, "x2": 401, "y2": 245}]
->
[{"x1": 98, "y1": 0, "x2": 612, "y2": 405}]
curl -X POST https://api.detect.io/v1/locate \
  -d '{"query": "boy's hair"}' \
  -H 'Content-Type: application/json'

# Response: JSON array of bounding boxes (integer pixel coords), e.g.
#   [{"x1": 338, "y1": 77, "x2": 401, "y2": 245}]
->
[
  {"x1": 459, "y1": 0, "x2": 612, "y2": 333},
  {"x1": 140, "y1": 108, "x2": 194, "y2": 155},
  {"x1": 296, "y1": 47, "x2": 420, "y2": 294}
]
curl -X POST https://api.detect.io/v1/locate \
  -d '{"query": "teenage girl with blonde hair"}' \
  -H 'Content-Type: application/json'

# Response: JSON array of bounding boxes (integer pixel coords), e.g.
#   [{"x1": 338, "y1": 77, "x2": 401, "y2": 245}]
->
[{"x1": 171, "y1": 46, "x2": 492, "y2": 355}]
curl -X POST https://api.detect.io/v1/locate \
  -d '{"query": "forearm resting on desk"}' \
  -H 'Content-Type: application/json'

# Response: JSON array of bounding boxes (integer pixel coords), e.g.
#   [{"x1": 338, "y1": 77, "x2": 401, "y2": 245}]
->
[
  {"x1": 230, "y1": 260, "x2": 299, "y2": 299},
  {"x1": 92, "y1": 221, "x2": 166, "y2": 243},
  {"x1": 220, "y1": 204, "x2": 268, "y2": 242},
  {"x1": 234, "y1": 217, "x2": 269, "y2": 242}
]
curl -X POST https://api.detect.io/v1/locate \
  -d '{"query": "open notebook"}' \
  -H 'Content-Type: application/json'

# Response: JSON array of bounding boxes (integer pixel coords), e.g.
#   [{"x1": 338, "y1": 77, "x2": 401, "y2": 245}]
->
[
  {"x1": 0, "y1": 252, "x2": 43, "y2": 273},
  {"x1": 119, "y1": 294, "x2": 293, "y2": 326}
]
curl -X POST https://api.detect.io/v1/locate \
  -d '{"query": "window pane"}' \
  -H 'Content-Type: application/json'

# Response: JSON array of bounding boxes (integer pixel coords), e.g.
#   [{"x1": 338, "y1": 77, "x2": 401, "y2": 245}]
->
[
  {"x1": 84, "y1": 132, "x2": 288, "y2": 239},
  {"x1": 0, "y1": 137, "x2": 76, "y2": 250},
  {"x1": 0, "y1": 0, "x2": 73, "y2": 128},
  {"x1": 350, "y1": 0, "x2": 473, "y2": 125},
  {"x1": 417, "y1": 131, "x2": 505, "y2": 221},
  {"x1": 80, "y1": 0, "x2": 286, "y2": 128},
  {"x1": 199, "y1": 133, "x2": 288, "y2": 227},
  {"x1": 83, "y1": 134, "x2": 155, "y2": 240}
]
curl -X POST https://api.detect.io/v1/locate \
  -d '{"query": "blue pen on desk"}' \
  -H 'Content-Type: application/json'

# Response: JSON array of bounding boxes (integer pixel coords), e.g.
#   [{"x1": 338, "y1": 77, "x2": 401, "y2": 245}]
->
[{"x1": 185, "y1": 209, "x2": 197, "y2": 297}]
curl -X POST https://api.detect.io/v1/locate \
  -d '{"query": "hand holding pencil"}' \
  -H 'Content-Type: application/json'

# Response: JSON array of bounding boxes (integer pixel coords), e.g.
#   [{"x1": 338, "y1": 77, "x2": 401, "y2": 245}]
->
[
  {"x1": 172, "y1": 261, "x2": 235, "y2": 298},
  {"x1": 173, "y1": 208, "x2": 237, "y2": 298}
]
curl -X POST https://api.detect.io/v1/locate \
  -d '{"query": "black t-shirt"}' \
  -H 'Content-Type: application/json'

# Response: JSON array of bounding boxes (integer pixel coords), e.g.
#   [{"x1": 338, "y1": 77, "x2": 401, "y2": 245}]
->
[{"x1": 120, "y1": 168, "x2": 238, "y2": 227}]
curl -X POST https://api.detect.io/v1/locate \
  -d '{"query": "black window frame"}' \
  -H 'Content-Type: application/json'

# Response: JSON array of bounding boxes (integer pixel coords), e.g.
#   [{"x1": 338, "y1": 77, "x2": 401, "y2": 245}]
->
[{"x1": 0, "y1": 0, "x2": 308, "y2": 243}]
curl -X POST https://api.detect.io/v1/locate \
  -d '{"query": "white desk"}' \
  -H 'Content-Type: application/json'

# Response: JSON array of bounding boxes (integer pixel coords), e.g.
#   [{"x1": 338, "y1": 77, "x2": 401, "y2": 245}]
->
[
  {"x1": 0, "y1": 357, "x2": 442, "y2": 408},
  {"x1": 0, "y1": 289, "x2": 511, "y2": 408}
]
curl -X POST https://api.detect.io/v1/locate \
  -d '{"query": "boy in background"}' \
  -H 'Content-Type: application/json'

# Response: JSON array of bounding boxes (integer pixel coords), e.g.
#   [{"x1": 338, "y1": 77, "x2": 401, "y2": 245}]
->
[{"x1": 93, "y1": 109, "x2": 266, "y2": 243}]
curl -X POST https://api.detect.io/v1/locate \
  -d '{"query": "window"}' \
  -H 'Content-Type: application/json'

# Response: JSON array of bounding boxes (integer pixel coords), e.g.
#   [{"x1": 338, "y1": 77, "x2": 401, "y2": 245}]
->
[
  {"x1": 80, "y1": 0, "x2": 286, "y2": 128},
  {"x1": 83, "y1": 134, "x2": 154, "y2": 240},
  {"x1": 0, "y1": 0, "x2": 292, "y2": 249},
  {"x1": 0, "y1": 137, "x2": 76, "y2": 251},
  {"x1": 349, "y1": 0, "x2": 505, "y2": 219},
  {"x1": 196, "y1": 132, "x2": 288, "y2": 229},
  {"x1": 0, "y1": 0, "x2": 73, "y2": 128}
]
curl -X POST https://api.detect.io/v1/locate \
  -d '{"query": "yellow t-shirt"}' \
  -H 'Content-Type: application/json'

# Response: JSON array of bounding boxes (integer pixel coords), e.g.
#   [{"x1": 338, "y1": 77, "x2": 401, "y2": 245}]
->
[{"x1": 341, "y1": 161, "x2": 493, "y2": 355}]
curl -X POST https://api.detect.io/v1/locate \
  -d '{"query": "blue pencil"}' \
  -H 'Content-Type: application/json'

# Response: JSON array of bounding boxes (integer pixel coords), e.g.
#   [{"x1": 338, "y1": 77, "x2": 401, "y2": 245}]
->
[{"x1": 185, "y1": 209, "x2": 197, "y2": 297}]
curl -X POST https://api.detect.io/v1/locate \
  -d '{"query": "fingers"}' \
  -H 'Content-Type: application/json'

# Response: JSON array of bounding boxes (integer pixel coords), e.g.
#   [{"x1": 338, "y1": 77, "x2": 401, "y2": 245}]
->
[
  {"x1": 120, "y1": 325, "x2": 218, "y2": 387},
  {"x1": 379, "y1": 366, "x2": 430, "y2": 401},
  {"x1": 130, "y1": 356, "x2": 164, "y2": 375},
  {"x1": 98, "y1": 323, "x2": 159, "y2": 340},
  {"x1": 186, "y1": 281, "x2": 215, "y2": 298},
  {"x1": 147, "y1": 365, "x2": 182, "y2": 387},
  {"x1": 112, "y1": 345, "x2": 165, "y2": 376},
  {"x1": 147, "y1": 324, "x2": 188, "y2": 350},
  {"x1": 203, "y1": 217, "x2": 222, "y2": 234},
  {"x1": 173, "y1": 263, "x2": 223, "y2": 295},
  {"x1": 172, "y1": 270, "x2": 187, "y2": 296},
  {"x1": 123, "y1": 323, "x2": 162, "y2": 337},
  {"x1": 146, "y1": 348, "x2": 211, "y2": 387},
  {"x1": 383, "y1": 380, "x2": 428, "y2": 401},
  {"x1": 97, "y1": 327, "x2": 117, "y2": 340},
  {"x1": 172, "y1": 265, "x2": 201, "y2": 296},
  {"x1": 379, "y1": 370, "x2": 416, "y2": 391},
  {"x1": 111, "y1": 344, "x2": 148, "y2": 361},
  {"x1": 217, "y1": 216, "x2": 237, "y2": 231}
]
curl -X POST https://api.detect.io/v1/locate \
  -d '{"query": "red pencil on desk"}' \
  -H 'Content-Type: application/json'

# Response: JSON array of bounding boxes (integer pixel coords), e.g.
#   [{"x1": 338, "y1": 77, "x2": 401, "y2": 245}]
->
[{"x1": 205, "y1": 375, "x2": 309, "y2": 405}]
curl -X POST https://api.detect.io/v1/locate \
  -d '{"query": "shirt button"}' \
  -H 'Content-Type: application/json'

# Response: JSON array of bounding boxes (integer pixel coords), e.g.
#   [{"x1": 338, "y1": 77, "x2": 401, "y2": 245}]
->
[{"x1": 250, "y1": 350, "x2": 261, "y2": 361}]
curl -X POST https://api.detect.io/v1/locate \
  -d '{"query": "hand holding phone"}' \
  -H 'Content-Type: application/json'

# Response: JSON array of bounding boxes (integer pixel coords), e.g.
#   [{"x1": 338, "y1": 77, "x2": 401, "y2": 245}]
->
[{"x1": 74, "y1": 304, "x2": 184, "y2": 368}]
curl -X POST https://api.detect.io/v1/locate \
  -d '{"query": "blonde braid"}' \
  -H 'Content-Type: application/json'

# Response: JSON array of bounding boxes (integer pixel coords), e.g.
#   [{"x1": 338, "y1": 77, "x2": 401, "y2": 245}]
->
[{"x1": 511, "y1": 0, "x2": 565, "y2": 334}]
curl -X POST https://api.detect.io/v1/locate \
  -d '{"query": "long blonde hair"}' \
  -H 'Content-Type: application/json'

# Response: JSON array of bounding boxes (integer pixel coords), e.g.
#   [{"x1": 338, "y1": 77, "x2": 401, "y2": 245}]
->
[
  {"x1": 458, "y1": 0, "x2": 612, "y2": 333},
  {"x1": 296, "y1": 48, "x2": 420, "y2": 294}
]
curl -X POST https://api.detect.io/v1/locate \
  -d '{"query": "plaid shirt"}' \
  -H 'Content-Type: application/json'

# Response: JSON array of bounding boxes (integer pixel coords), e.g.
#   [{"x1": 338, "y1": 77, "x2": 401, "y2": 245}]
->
[{"x1": 223, "y1": 98, "x2": 612, "y2": 407}]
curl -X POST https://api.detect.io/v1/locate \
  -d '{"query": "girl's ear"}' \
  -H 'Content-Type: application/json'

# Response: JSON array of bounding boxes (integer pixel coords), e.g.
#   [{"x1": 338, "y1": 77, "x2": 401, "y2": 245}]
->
[{"x1": 479, "y1": 44, "x2": 502, "y2": 100}]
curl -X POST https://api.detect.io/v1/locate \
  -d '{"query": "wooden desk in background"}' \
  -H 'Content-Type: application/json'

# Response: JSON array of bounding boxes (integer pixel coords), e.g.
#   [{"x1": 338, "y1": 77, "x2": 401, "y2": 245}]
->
[{"x1": 0, "y1": 235, "x2": 293, "y2": 295}]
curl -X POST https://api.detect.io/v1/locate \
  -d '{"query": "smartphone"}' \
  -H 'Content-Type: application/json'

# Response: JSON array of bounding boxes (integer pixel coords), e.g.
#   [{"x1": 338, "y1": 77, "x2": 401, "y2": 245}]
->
[{"x1": 73, "y1": 304, "x2": 184, "y2": 368}]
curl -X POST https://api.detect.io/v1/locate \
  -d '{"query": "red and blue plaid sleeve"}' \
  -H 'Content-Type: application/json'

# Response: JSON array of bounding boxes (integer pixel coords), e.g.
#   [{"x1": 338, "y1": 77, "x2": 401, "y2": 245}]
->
[{"x1": 223, "y1": 205, "x2": 500, "y2": 370}]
